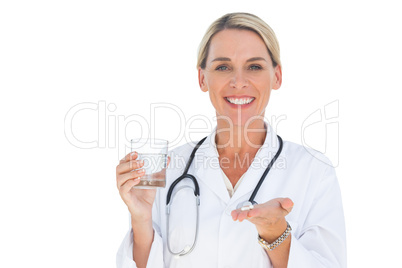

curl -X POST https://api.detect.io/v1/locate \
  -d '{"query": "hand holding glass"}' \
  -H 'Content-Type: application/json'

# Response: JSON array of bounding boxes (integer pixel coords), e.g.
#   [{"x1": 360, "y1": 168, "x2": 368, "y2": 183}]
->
[{"x1": 130, "y1": 138, "x2": 168, "y2": 189}]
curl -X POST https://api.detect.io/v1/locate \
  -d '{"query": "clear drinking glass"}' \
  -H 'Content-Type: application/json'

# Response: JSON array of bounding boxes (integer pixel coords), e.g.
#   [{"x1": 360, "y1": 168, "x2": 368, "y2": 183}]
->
[{"x1": 130, "y1": 138, "x2": 168, "y2": 189}]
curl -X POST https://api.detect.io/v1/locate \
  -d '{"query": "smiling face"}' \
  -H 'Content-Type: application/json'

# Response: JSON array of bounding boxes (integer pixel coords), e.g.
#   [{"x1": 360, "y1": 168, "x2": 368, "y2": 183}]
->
[{"x1": 198, "y1": 29, "x2": 282, "y2": 126}]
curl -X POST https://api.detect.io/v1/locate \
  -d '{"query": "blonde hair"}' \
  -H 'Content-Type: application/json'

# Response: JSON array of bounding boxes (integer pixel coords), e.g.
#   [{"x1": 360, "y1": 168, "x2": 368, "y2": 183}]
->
[{"x1": 197, "y1": 12, "x2": 281, "y2": 70}]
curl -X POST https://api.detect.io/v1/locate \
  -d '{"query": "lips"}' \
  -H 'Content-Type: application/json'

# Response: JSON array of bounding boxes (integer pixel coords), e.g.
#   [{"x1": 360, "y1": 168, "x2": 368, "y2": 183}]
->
[{"x1": 224, "y1": 96, "x2": 255, "y2": 107}]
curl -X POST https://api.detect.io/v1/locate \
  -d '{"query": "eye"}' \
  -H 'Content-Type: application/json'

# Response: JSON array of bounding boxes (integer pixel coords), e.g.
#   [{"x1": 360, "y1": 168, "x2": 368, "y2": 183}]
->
[
  {"x1": 249, "y1": 64, "x2": 262, "y2": 70},
  {"x1": 215, "y1": 65, "x2": 229, "y2": 71}
]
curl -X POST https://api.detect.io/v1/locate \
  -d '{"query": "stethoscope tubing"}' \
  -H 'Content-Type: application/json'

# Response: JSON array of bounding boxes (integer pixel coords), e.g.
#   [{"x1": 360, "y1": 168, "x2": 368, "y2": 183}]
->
[
  {"x1": 165, "y1": 134, "x2": 283, "y2": 256},
  {"x1": 248, "y1": 135, "x2": 283, "y2": 204}
]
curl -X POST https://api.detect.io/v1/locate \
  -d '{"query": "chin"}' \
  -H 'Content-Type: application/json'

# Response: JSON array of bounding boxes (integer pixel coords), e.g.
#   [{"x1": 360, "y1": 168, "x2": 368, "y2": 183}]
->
[{"x1": 216, "y1": 111, "x2": 265, "y2": 127}]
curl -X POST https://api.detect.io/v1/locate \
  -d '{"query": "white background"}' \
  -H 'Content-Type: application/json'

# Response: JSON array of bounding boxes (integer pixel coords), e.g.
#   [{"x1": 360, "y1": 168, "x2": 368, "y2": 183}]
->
[{"x1": 1, "y1": 0, "x2": 401, "y2": 267}]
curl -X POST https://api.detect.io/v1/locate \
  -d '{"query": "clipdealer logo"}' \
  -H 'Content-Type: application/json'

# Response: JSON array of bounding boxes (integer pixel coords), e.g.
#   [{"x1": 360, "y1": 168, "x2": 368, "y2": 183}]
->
[
  {"x1": 64, "y1": 100, "x2": 339, "y2": 167},
  {"x1": 64, "y1": 101, "x2": 215, "y2": 155},
  {"x1": 301, "y1": 100, "x2": 339, "y2": 167}
]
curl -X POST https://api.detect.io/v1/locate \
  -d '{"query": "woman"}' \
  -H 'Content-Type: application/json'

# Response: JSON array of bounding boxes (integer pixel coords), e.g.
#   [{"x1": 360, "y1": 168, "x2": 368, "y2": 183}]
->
[{"x1": 116, "y1": 12, "x2": 346, "y2": 268}]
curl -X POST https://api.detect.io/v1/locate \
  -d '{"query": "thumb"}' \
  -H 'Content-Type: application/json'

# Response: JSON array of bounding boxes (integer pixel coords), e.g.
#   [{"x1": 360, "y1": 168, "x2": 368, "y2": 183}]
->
[
  {"x1": 278, "y1": 198, "x2": 294, "y2": 213},
  {"x1": 167, "y1": 156, "x2": 171, "y2": 167}
]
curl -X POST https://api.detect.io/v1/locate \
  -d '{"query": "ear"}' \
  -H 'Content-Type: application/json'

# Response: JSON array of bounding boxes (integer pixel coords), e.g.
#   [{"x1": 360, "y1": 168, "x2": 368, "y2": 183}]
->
[
  {"x1": 272, "y1": 65, "x2": 282, "y2": 90},
  {"x1": 198, "y1": 67, "x2": 208, "y2": 92}
]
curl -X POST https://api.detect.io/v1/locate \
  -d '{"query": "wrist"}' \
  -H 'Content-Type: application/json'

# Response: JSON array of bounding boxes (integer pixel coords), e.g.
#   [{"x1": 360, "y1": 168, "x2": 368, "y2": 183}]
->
[
  {"x1": 130, "y1": 208, "x2": 152, "y2": 225},
  {"x1": 131, "y1": 217, "x2": 153, "y2": 231},
  {"x1": 257, "y1": 218, "x2": 288, "y2": 243},
  {"x1": 258, "y1": 221, "x2": 292, "y2": 251},
  {"x1": 131, "y1": 218, "x2": 153, "y2": 244}
]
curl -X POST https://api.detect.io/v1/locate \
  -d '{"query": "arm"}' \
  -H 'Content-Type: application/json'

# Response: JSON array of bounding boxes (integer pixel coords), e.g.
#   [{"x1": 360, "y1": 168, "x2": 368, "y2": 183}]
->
[
  {"x1": 259, "y1": 218, "x2": 292, "y2": 268},
  {"x1": 116, "y1": 152, "x2": 168, "y2": 268},
  {"x1": 287, "y1": 165, "x2": 346, "y2": 267},
  {"x1": 131, "y1": 218, "x2": 154, "y2": 268},
  {"x1": 231, "y1": 165, "x2": 346, "y2": 268},
  {"x1": 116, "y1": 221, "x2": 164, "y2": 268}
]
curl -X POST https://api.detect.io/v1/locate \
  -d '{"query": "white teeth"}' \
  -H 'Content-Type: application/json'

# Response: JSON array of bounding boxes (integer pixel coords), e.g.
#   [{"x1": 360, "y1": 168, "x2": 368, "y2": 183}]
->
[{"x1": 226, "y1": 97, "x2": 254, "y2": 105}]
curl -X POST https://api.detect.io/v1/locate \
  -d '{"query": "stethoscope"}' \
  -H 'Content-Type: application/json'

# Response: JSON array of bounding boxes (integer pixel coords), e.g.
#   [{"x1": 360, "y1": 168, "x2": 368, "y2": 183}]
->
[{"x1": 166, "y1": 135, "x2": 283, "y2": 256}]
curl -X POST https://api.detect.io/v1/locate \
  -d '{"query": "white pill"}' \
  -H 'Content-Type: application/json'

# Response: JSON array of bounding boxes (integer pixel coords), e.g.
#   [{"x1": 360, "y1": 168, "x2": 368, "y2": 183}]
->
[{"x1": 240, "y1": 205, "x2": 254, "y2": 211}]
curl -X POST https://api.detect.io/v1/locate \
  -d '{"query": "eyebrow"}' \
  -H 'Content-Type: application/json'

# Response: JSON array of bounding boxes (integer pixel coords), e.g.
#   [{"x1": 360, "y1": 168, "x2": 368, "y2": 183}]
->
[{"x1": 211, "y1": 57, "x2": 267, "y2": 63}]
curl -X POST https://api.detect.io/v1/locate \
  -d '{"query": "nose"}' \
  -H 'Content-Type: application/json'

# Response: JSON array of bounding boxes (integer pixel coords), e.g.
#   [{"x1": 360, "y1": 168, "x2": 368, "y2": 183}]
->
[{"x1": 229, "y1": 70, "x2": 248, "y2": 89}]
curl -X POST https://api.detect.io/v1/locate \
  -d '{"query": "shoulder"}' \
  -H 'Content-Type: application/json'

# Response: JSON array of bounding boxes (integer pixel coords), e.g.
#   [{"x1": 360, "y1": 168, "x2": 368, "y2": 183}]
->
[{"x1": 281, "y1": 139, "x2": 335, "y2": 175}]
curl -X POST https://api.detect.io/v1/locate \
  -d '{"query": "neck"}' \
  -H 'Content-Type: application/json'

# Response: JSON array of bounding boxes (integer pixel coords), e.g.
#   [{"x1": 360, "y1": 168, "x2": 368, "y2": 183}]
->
[{"x1": 215, "y1": 117, "x2": 267, "y2": 155}]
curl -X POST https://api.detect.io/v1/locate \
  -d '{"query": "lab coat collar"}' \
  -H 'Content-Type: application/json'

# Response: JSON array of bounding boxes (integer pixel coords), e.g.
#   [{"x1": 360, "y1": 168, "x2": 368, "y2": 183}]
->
[{"x1": 192, "y1": 122, "x2": 282, "y2": 205}]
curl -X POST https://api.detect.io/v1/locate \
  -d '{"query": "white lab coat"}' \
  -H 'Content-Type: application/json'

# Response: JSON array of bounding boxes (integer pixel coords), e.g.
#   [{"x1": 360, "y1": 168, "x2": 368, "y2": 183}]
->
[{"x1": 117, "y1": 124, "x2": 347, "y2": 268}]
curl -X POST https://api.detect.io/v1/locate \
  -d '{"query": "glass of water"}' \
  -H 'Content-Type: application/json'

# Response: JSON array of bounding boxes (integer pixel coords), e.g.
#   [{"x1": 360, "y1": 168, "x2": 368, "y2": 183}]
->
[{"x1": 130, "y1": 138, "x2": 168, "y2": 189}]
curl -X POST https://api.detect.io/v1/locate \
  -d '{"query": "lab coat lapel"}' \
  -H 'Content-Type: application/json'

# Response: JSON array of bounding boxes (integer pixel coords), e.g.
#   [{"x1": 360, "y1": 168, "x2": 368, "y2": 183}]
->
[
  {"x1": 229, "y1": 123, "x2": 281, "y2": 206},
  {"x1": 188, "y1": 123, "x2": 281, "y2": 206},
  {"x1": 191, "y1": 129, "x2": 231, "y2": 204}
]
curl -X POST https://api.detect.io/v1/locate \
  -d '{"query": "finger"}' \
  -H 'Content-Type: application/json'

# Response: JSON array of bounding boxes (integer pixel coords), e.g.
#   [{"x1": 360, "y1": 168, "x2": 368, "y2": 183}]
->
[
  {"x1": 166, "y1": 156, "x2": 171, "y2": 167},
  {"x1": 231, "y1": 209, "x2": 251, "y2": 222},
  {"x1": 246, "y1": 198, "x2": 293, "y2": 219},
  {"x1": 244, "y1": 204, "x2": 264, "y2": 219},
  {"x1": 231, "y1": 210, "x2": 238, "y2": 221},
  {"x1": 246, "y1": 205, "x2": 278, "y2": 220},
  {"x1": 116, "y1": 159, "x2": 144, "y2": 174},
  {"x1": 119, "y1": 151, "x2": 138, "y2": 164},
  {"x1": 116, "y1": 169, "x2": 145, "y2": 189},
  {"x1": 119, "y1": 177, "x2": 141, "y2": 194},
  {"x1": 237, "y1": 210, "x2": 251, "y2": 222},
  {"x1": 245, "y1": 206, "x2": 263, "y2": 218}
]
